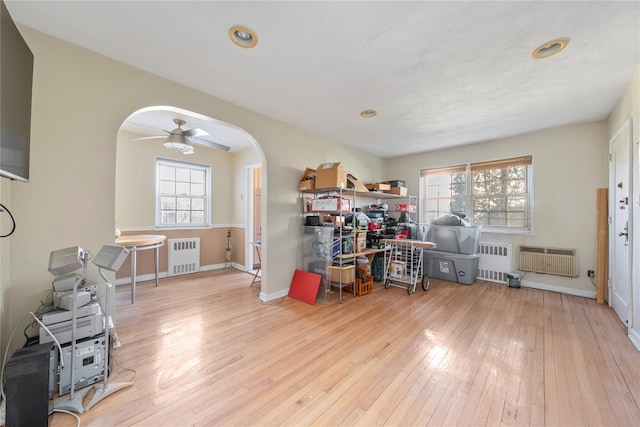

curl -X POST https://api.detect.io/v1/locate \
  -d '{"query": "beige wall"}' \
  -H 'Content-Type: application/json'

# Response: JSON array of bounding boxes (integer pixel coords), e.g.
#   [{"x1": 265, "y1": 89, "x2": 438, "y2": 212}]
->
[
  {"x1": 116, "y1": 129, "x2": 238, "y2": 228},
  {"x1": 115, "y1": 127, "x2": 245, "y2": 276},
  {"x1": 0, "y1": 179, "x2": 10, "y2": 354},
  {"x1": 0, "y1": 28, "x2": 386, "y2": 356},
  {"x1": 115, "y1": 228, "x2": 244, "y2": 281},
  {"x1": 2, "y1": 24, "x2": 633, "y2": 358},
  {"x1": 387, "y1": 121, "x2": 609, "y2": 295}
]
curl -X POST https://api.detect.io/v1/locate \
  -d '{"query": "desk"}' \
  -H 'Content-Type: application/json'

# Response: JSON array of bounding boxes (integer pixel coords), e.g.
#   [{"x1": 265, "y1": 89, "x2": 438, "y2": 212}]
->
[
  {"x1": 115, "y1": 234, "x2": 166, "y2": 304},
  {"x1": 250, "y1": 241, "x2": 261, "y2": 287}
]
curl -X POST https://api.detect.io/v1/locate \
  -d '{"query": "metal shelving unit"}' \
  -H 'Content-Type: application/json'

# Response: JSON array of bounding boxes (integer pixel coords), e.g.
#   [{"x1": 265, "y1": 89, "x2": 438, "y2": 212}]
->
[
  {"x1": 299, "y1": 188, "x2": 420, "y2": 303},
  {"x1": 300, "y1": 187, "x2": 356, "y2": 303}
]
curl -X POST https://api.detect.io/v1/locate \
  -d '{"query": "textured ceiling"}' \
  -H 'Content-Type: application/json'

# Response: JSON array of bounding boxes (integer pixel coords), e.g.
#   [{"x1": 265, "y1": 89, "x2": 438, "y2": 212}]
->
[{"x1": 7, "y1": 1, "x2": 640, "y2": 158}]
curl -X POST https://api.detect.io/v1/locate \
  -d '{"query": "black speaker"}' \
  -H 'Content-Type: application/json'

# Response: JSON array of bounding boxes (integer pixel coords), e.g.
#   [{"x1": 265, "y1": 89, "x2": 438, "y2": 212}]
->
[{"x1": 6, "y1": 343, "x2": 53, "y2": 427}]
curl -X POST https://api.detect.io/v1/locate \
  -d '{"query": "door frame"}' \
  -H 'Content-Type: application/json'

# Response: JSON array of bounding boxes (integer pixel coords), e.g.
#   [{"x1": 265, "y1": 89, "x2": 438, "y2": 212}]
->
[
  {"x1": 608, "y1": 118, "x2": 633, "y2": 328},
  {"x1": 245, "y1": 162, "x2": 262, "y2": 273}
]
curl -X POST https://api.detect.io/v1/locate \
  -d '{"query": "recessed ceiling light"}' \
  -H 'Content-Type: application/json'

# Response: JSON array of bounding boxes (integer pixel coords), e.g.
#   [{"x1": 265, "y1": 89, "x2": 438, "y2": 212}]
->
[
  {"x1": 229, "y1": 26, "x2": 258, "y2": 49},
  {"x1": 360, "y1": 109, "x2": 377, "y2": 118},
  {"x1": 531, "y1": 38, "x2": 569, "y2": 60}
]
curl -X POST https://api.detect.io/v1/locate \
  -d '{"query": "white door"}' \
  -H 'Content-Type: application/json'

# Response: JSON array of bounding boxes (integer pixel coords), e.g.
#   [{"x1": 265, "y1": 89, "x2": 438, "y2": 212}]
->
[{"x1": 609, "y1": 120, "x2": 632, "y2": 326}]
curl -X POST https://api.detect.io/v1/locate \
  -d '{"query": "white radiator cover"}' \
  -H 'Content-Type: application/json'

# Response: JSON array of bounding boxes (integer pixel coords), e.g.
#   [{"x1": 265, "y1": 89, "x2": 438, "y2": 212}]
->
[
  {"x1": 477, "y1": 242, "x2": 512, "y2": 284},
  {"x1": 168, "y1": 238, "x2": 200, "y2": 277}
]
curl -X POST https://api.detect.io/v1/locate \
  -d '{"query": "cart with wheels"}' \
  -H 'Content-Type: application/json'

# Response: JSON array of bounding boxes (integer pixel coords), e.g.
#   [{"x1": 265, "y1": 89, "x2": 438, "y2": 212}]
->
[{"x1": 382, "y1": 239, "x2": 436, "y2": 294}]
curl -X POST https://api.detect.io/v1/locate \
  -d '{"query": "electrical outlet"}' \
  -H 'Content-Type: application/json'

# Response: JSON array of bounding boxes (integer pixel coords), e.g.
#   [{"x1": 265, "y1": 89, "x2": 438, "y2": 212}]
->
[{"x1": 588, "y1": 270, "x2": 595, "y2": 278}]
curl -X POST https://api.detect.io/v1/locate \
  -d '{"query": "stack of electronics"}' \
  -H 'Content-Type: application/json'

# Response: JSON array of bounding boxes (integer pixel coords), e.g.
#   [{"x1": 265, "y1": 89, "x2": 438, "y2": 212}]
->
[
  {"x1": 5, "y1": 245, "x2": 131, "y2": 425},
  {"x1": 41, "y1": 247, "x2": 107, "y2": 398}
]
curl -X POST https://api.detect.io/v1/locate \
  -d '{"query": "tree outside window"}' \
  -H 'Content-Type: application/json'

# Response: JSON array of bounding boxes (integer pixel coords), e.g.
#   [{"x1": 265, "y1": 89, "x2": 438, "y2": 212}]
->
[
  {"x1": 156, "y1": 158, "x2": 210, "y2": 228},
  {"x1": 421, "y1": 155, "x2": 532, "y2": 233}
]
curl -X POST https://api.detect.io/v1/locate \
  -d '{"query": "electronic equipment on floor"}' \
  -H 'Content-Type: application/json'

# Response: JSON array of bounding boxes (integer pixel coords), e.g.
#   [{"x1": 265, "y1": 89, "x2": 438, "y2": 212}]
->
[
  {"x1": 52, "y1": 273, "x2": 84, "y2": 292},
  {"x1": 39, "y1": 304, "x2": 103, "y2": 345},
  {"x1": 48, "y1": 333, "x2": 107, "y2": 397},
  {"x1": 39, "y1": 244, "x2": 132, "y2": 414},
  {"x1": 53, "y1": 288, "x2": 93, "y2": 310},
  {"x1": 5, "y1": 343, "x2": 54, "y2": 427}
]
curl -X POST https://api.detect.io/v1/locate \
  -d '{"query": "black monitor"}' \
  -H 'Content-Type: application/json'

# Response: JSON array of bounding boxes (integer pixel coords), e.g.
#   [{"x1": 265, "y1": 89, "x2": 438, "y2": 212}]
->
[{"x1": 0, "y1": 0, "x2": 33, "y2": 182}]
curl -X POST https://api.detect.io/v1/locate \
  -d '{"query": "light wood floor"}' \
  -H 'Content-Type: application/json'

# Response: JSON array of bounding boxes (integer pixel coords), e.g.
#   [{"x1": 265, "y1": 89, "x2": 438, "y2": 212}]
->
[{"x1": 49, "y1": 269, "x2": 640, "y2": 426}]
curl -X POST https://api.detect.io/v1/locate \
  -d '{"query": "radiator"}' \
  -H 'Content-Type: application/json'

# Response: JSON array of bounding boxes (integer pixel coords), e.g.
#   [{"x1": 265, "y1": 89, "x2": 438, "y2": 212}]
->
[
  {"x1": 168, "y1": 238, "x2": 200, "y2": 277},
  {"x1": 477, "y1": 242, "x2": 512, "y2": 284},
  {"x1": 518, "y1": 246, "x2": 577, "y2": 277}
]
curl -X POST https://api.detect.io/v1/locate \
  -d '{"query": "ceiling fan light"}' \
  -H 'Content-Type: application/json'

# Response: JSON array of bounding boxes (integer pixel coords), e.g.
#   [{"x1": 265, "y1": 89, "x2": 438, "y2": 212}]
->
[{"x1": 164, "y1": 135, "x2": 194, "y2": 154}]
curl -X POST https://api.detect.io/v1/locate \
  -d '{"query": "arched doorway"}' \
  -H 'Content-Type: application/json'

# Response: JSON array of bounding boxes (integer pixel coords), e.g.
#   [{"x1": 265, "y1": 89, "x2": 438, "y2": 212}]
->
[{"x1": 114, "y1": 105, "x2": 264, "y2": 298}]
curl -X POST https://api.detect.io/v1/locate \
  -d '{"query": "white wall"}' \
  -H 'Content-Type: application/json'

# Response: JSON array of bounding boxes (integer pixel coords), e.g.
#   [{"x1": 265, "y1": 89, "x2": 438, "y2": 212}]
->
[{"x1": 387, "y1": 121, "x2": 609, "y2": 296}]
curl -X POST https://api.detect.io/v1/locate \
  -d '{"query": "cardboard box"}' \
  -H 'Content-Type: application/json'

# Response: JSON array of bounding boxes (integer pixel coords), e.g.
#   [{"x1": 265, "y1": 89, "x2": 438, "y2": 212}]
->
[
  {"x1": 311, "y1": 198, "x2": 351, "y2": 212},
  {"x1": 390, "y1": 260, "x2": 406, "y2": 278},
  {"x1": 299, "y1": 167, "x2": 316, "y2": 191},
  {"x1": 331, "y1": 264, "x2": 355, "y2": 284},
  {"x1": 323, "y1": 215, "x2": 345, "y2": 226},
  {"x1": 316, "y1": 162, "x2": 347, "y2": 189},
  {"x1": 347, "y1": 174, "x2": 369, "y2": 193},
  {"x1": 366, "y1": 182, "x2": 391, "y2": 192},
  {"x1": 388, "y1": 186, "x2": 408, "y2": 196},
  {"x1": 355, "y1": 231, "x2": 367, "y2": 253}
]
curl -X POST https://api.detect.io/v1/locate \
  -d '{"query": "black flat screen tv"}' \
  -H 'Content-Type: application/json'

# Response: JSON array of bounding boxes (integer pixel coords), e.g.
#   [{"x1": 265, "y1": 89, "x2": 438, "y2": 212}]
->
[{"x1": 0, "y1": 0, "x2": 33, "y2": 182}]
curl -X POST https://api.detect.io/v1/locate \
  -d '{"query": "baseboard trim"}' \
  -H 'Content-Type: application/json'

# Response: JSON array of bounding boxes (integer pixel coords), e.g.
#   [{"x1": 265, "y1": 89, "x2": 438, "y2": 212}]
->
[
  {"x1": 520, "y1": 279, "x2": 597, "y2": 299},
  {"x1": 115, "y1": 263, "x2": 245, "y2": 286},
  {"x1": 628, "y1": 328, "x2": 640, "y2": 351},
  {"x1": 260, "y1": 288, "x2": 289, "y2": 302}
]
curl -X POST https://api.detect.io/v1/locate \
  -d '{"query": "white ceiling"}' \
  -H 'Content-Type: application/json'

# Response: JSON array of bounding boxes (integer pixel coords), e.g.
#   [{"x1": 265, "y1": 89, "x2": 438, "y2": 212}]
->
[{"x1": 7, "y1": 1, "x2": 640, "y2": 158}]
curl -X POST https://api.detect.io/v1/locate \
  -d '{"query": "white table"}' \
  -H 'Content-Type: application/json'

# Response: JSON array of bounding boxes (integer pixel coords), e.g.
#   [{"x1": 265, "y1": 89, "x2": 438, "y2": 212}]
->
[{"x1": 115, "y1": 234, "x2": 166, "y2": 304}]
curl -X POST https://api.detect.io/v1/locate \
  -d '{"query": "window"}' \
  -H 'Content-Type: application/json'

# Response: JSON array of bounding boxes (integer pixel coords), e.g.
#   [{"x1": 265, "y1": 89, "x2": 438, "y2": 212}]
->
[
  {"x1": 156, "y1": 158, "x2": 210, "y2": 228},
  {"x1": 420, "y1": 155, "x2": 533, "y2": 233}
]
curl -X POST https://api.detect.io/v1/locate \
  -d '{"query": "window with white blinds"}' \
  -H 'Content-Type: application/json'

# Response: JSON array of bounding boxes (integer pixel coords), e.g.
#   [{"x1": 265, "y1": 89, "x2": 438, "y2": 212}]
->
[{"x1": 420, "y1": 155, "x2": 533, "y2": 233}]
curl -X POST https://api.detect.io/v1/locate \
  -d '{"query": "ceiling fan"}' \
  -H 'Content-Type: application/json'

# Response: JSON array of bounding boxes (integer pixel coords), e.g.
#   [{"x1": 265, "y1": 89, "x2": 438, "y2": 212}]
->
[{"x1": 131, "y1": 118, "x2": 231, "y2": 154}]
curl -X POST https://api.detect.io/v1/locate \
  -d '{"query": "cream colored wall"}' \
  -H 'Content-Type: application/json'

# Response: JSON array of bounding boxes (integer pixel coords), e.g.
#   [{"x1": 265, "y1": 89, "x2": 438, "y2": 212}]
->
[
  {"x1": 0, "y1": 179, "x2": 10, "y2": 352},
  {"x1": 387, "y1": 121, "x2": 609, "y2": 295},
  {"x1": 0, "y1": 27, "x2": 386, "y2": 357},
  {"x1": 116, "y1": 129, "x2": 236, "y2": 228},
  {"x1": 607, "y1": 67, "x2": 639, "y2": 345}
]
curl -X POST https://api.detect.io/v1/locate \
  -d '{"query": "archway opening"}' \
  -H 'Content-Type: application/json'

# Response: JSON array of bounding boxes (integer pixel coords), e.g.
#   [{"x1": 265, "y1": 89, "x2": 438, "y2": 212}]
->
[{"x1": 114, "y1": 105, "x2": 265, "y2": 302}]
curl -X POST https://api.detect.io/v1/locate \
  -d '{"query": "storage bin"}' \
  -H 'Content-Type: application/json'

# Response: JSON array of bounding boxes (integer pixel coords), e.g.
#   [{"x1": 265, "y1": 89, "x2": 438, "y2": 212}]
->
[
  {"x1": 311, "y1": 239, "x2": 340, "y2": 259},
  {"x1": 423, "y1": 250, "x2": 479, "y2": 285},
  {"x1": 419, "y1": 224, "x2": 481, "y2": 255},
  {"x1": 311, "y1": 198, "x2": 351, "y2": 212},
  {"x1": 330, "y1": 264, "x2": 355, "y2": 285},
  {"x1": 346, "y1": 278, "x2": 374, "y2": 296}
]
